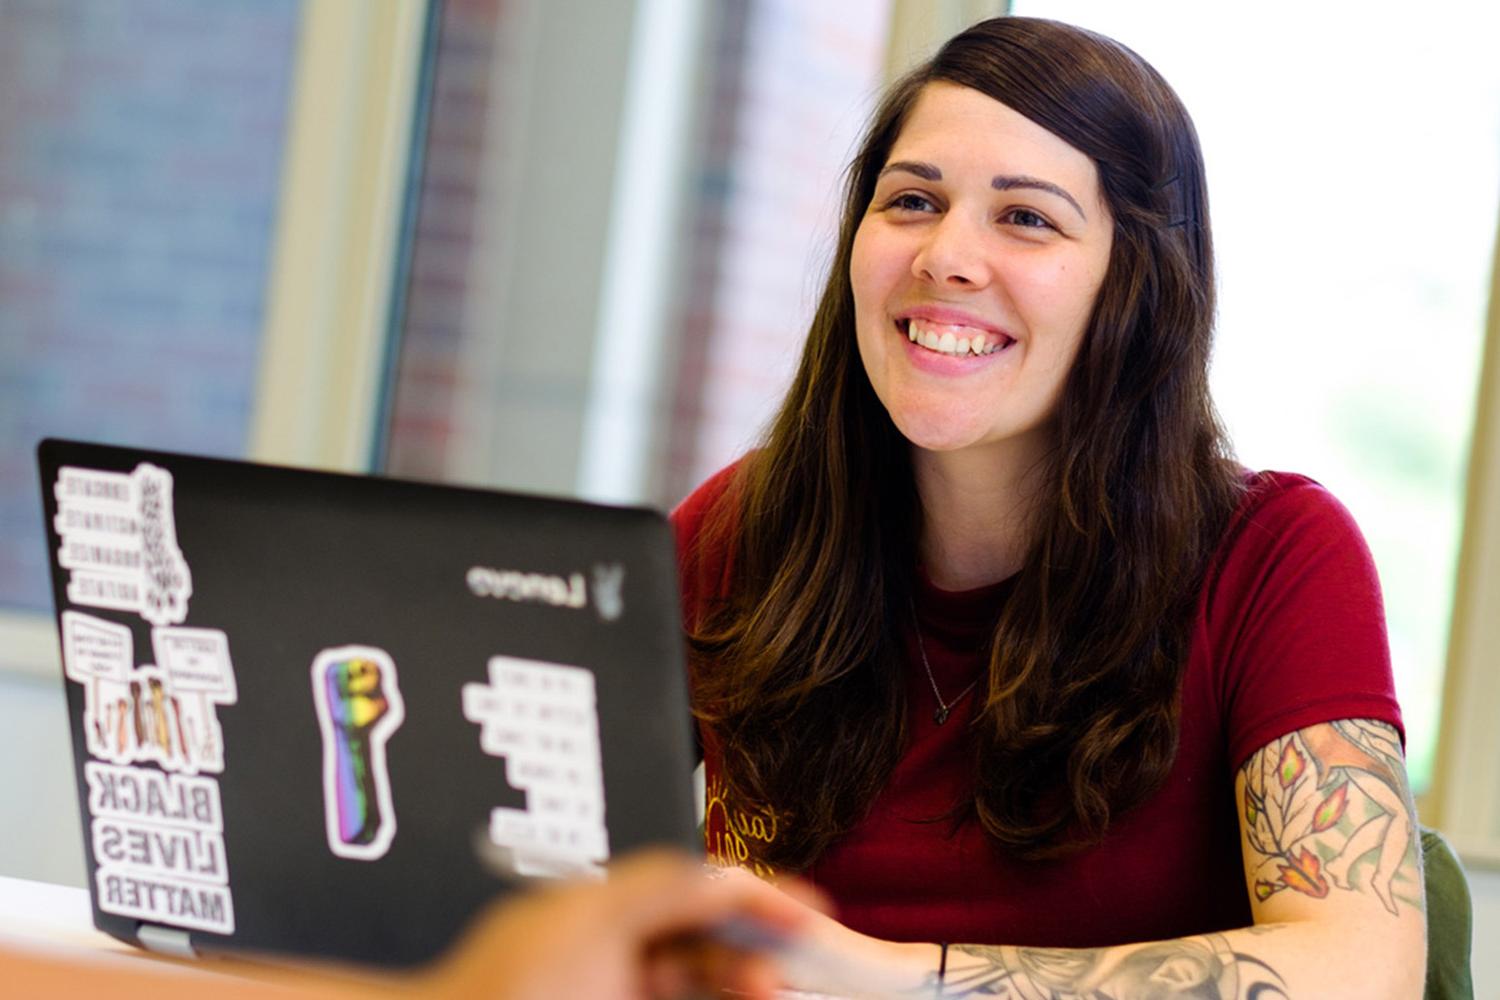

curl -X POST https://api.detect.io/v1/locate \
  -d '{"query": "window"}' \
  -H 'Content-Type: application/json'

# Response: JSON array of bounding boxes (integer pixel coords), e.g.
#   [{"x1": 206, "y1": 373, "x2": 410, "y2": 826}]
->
[
  {"x1": 378, "y1": 0, "x2": 897, "y2": 510},
  {"x1": 0, "y1": 0, "x2": 300, "y2": 620},
  {"x1": 1011, "y1": 0, "x2": 1500, "y2": 793}
]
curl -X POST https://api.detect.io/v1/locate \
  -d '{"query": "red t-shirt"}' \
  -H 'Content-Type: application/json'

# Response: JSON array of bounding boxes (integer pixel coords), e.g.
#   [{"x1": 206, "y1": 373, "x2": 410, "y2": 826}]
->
[{"x1": 672, "y1": 461, "x2": 1403, "y2": 947}]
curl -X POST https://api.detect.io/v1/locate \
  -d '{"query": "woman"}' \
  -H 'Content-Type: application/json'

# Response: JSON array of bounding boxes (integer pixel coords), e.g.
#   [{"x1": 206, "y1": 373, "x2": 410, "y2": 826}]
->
[{"x1": 673, "y1": 16, "x2": 1426, "y2": 998}]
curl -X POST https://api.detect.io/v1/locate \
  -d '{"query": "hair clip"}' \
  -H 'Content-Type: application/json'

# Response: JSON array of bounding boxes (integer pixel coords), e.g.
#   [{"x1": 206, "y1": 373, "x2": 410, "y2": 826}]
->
[{"x1": 1152, "y1": 172, "x2": 1188, "y2": 228}]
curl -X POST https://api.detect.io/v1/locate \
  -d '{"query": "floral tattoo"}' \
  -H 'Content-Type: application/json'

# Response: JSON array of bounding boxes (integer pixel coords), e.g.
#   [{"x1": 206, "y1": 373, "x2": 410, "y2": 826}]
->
[{"x1": 1241, "y1": 719, "x2": 1421, "y2": 916}]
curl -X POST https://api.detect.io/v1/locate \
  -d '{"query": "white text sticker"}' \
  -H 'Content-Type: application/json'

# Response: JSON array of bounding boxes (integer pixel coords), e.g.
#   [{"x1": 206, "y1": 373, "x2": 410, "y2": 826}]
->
[
  {"x1": 54, "y1": 464, "x2": 192, "y2": 625},
  {"x1": 85, "y1": 762, "x2": 233, "y2": 935},
  {"x1": 463, "y1": 655, "x2": 609, "y2": 877}
]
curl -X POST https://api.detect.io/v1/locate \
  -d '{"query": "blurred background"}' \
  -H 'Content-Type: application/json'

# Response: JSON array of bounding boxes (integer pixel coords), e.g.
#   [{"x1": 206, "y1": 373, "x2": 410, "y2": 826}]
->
[{"x1": 1, "y1": 0, "x2": 1498, "y2": 985}]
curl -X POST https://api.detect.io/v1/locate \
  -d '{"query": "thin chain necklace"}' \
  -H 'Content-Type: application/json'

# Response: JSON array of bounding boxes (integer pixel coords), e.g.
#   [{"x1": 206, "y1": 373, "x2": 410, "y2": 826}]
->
[{"x1": 910, "y1": 599, "x2": 982, "y2": 725}]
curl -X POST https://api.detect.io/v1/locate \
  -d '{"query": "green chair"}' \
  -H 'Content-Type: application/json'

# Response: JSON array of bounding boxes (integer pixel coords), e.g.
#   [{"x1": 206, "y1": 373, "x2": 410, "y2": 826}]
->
[{"x1": 1422, "y1": 826, "x2": 1474, "y2": 1000}]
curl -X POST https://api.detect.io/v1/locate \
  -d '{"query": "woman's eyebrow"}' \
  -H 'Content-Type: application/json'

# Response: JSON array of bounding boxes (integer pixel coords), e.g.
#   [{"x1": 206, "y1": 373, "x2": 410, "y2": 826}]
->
[
  {"x1": 878, "y1": 161, "x2": 1087, "y2": 222},
  {"x1": 880, "y1": 160, "x2": 942, "y2": 181},
  {"x1": 992, "y1": 175, "x2": 1086, "y2": 221}
]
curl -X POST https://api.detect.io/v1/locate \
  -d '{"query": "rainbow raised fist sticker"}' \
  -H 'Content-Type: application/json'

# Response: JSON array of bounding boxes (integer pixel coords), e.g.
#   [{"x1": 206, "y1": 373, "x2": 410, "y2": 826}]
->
[{"x1": 310, "y1": 646, "x2": 405, "y2": 861}]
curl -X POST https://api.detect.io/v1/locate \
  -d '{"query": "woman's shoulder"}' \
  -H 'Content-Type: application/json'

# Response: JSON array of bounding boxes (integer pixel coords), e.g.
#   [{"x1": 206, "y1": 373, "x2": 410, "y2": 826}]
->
[
  {"x1": 1226, "y1": 468, "x2": 1368, "y2": 551},
  {"x1": 1207, "y1": 470, "x2": 1400, "y2": 765},
  {"x1": 1207, "y1": 467, "x2": 1383, "y2": 623},
  {"x1": 670, "y1": 458, "x2": 747, "y2": 536},
  {"x1": 669, "y1": 458, "x2": 752, "y2": 569},
  {"x1": 670, "y1": 457, "x2": 751, "y2": 613}
]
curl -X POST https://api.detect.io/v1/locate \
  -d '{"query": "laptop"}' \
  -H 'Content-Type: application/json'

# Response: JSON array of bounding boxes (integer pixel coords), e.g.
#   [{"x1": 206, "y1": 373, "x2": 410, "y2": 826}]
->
[{"x1": 36, "y1": 438, "x2": 701, "y2": 967}]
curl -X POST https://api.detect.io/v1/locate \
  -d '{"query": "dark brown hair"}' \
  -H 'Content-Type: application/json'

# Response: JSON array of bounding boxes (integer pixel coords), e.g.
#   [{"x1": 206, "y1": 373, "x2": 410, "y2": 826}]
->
[{"x1": 689, "y1": 16, "x2": 1243, "y2": 866}]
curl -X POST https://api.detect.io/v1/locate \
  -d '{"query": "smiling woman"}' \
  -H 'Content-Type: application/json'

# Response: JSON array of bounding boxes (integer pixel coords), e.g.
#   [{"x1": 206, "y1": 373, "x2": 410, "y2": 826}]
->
[{"x1": 673, "y1": 15, "x2": 1426, "y2": 1000}]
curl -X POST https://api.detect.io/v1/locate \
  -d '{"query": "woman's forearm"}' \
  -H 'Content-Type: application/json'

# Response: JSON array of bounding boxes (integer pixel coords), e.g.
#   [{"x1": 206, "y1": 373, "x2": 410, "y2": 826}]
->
[
  {"x1": 934, "y1": 920, "x2": 1423, "y2": 999},
  {"x1": 789, "y1": 919, "x2": 1425, "y2": 999}
]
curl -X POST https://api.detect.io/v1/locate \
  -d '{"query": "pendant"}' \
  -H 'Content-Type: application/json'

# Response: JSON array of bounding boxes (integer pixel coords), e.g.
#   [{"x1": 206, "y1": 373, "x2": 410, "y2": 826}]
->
[{"x1": 934, "y1": 705, "x2": 950, "y2": 725}]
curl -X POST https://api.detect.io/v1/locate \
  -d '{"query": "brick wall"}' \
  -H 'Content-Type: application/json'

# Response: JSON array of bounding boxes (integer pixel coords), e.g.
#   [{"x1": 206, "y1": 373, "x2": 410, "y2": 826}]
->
[{"x1": 662, "y1": 0, "x2": 891, "y2": 503}]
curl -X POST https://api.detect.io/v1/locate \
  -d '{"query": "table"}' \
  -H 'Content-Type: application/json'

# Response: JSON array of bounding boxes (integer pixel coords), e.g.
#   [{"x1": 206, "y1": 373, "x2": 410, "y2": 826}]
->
[{"x1": 0, "y1": 875, "x2": 272, "y2": 986}]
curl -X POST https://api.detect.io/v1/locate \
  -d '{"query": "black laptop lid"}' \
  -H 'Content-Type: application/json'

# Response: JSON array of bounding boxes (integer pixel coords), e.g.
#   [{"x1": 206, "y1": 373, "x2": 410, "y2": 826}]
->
[{"x1": 38, "y1": 438, "x2": 699, "y2": 967}]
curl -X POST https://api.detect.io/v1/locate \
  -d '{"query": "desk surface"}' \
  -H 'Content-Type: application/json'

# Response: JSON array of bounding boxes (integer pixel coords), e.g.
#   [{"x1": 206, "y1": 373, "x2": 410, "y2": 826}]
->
[
  {"x1": 0, "y1": 875, "x2": 125, "y2": 955},
  {"x1": 0, "y1": 875, "x2": 258, "y2": 984}
]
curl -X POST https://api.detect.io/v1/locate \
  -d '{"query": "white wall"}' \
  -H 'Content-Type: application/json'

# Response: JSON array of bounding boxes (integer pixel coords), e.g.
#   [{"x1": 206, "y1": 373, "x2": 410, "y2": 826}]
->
[{"x1": 0, "y1": 669, "x2": 84, "y2": 887}]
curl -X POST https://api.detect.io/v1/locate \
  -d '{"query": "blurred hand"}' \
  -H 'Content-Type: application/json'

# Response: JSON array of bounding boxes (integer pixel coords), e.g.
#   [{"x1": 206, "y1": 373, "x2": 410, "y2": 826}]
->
[
  {"x1": 704, "y1": 865, "x2": 934, "y2": 999},
  {"x1": 426, "y1": 851, "x2": 829, "y2": 1000}
]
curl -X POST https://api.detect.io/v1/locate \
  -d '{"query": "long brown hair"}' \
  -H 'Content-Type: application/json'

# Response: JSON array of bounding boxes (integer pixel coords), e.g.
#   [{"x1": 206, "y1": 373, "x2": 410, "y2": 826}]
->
[{"x1": 689, "y1": 17, "x2": 1244, "y2": 867}]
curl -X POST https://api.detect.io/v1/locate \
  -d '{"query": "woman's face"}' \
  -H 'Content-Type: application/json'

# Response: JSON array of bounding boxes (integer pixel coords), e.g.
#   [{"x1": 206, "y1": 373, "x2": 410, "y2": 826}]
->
[{"x1": 851, "y1": 82, "x2": 1113, "y2": 460}]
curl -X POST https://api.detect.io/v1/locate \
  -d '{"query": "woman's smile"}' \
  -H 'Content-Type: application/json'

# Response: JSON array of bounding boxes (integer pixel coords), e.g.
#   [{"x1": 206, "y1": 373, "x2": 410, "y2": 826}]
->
[{"x1": 898, "y1": 305, "x2": 1016, "y2": 360}]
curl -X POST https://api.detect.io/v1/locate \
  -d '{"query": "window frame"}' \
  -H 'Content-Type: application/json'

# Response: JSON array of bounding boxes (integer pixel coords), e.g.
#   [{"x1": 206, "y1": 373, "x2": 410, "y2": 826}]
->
[
  {"x1": 1426, "y1": 226, "x2": 1500, "y2": 869},
  {"x1": 248, "y1": 0, "x2": 434, "y2": 471}
]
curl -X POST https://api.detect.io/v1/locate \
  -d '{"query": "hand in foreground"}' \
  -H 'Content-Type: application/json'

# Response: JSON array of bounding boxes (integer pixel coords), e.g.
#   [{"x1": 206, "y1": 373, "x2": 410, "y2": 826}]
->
[
  {"x1": 704, "y1": 864, "x2": 934, "y2": 999},
  {"x1": 427, "y1": 850, "x2": 830, "y2": 1000}
]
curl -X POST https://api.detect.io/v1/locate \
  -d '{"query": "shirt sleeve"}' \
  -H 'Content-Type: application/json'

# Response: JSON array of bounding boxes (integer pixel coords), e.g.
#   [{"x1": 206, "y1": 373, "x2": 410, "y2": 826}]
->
[{"x1": 1206, "y1": 473, "x2": 1404, "y2": 772}]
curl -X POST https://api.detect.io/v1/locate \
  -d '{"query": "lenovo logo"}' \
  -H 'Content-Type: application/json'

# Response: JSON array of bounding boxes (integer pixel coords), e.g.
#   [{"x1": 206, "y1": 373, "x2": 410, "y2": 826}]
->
[{"x1": 465, "y1": 563, "x2": 625, "y2": 622}]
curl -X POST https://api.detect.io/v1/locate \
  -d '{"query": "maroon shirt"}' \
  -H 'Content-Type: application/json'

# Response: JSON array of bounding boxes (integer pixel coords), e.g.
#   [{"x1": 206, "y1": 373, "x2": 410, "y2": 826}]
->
[{"x1": 672, "y1": 463, "x2": 1403, "y2": 947}]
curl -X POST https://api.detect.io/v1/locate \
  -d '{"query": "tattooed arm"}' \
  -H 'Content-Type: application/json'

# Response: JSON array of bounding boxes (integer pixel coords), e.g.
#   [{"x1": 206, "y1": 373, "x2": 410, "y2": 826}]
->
[{"x1": 757, "y1": 718, "x2": 1426, "y2": 999}]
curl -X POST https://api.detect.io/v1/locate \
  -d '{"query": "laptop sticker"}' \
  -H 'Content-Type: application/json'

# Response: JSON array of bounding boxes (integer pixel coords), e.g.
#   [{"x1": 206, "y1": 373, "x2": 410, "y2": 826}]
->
[
  {"x1": 54, "y1": 463, "x2": 193, "y2": 625},
  {"x1": 462, "y1": 655, "x2": 609, "y2": 877},
  {"x1": 62, "y1": 614, "x2": 235, "y2": 775},
  {"x1": 591, "y1": 562, "x2": 625, "y2": 622},
  {"x1": 61, "y1": 610, "x2": 133, "y2": 754},
  {"x1": 85, "y1": 761, "x2": 235, "y2": 934},
  {"x1": 152, "y1": 626, "x2": 237, "y2": 770},
  {"x1": 310, "y1": 646, "x2": 405, "y2": 861}
]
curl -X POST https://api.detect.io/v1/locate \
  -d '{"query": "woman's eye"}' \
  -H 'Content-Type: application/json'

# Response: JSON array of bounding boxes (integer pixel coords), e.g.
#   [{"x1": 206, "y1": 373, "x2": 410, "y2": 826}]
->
[
  {"x1": 885, "y1": 192, "x2": 937, "y2": 213},
  {"x1": 1003, "y1": 207, "x2": 1053, "y2": 230}
]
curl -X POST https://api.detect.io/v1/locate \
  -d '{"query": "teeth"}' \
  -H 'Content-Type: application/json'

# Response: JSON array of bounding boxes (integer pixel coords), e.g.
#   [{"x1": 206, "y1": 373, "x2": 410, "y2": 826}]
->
[{"x1": 905, "y1": 318, "x2": 1009, "y2": 357}]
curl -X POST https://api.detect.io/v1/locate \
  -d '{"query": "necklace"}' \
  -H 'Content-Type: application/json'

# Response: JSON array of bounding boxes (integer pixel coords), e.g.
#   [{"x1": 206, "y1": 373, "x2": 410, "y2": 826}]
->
[{"x1": 910, "y1": 600, "x2": 982, "y2": 725}]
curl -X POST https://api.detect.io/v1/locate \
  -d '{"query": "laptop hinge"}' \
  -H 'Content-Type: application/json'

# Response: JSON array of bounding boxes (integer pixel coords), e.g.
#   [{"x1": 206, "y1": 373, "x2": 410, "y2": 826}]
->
[{"x1": 138, "y1": 924, "x2": 196, "y2": 959}]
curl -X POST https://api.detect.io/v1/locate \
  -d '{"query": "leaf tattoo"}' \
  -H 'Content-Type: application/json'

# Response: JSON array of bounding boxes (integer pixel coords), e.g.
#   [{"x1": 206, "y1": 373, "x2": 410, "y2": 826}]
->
[{"x1": 1240, "y1": 720, "x2": 1419, "y2": 915}]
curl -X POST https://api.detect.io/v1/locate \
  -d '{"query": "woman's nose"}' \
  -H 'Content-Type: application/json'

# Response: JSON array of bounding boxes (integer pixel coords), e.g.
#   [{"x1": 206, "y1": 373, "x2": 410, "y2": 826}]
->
[{"x1": 911, "y1": 213, "x2": 990, "y2": 288}]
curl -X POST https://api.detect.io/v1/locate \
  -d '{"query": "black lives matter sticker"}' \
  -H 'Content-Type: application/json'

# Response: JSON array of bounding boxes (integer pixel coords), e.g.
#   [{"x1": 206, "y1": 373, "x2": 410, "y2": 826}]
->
[{"x1": 86, "y1": 762, "x2": 233, "y2": 934}]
